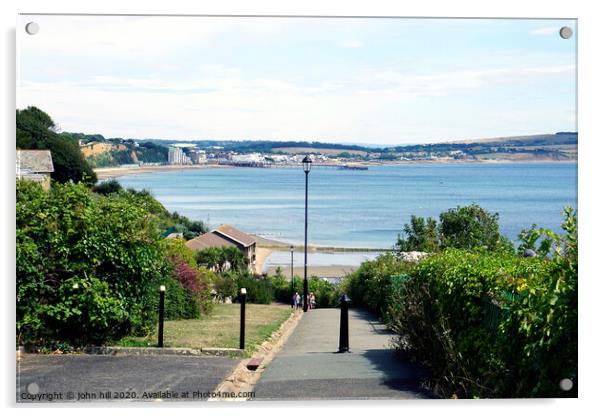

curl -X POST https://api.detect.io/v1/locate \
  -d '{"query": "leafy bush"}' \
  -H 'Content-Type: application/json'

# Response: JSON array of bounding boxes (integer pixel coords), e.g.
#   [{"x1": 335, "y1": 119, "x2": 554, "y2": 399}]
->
[
  {"x1": 396, "y1": 215, "x2": 439, "y2": 252},
  {"x1": 237, "y1": 274, "x2": 275, "y2": 304},
  {"x1": 342, "y1": 253, "x2": 414, "y2": 317},
  {"x1": 268, "y1": 274, "x2": 341, "y2": 308},
  {"x1": 92, "y1": 179, "x2": 123, "y2": 195},
  {"x1": 386, "y1": 208, "x2": 577, "y2": 398},
  {"x1": 196, "y1": 246, "x2": 248, "y2": 273},
  {"x1": 396, "y1": 204, "x2": 514, "y2": 253},
  {"x1": 16, "y1": 180, "x2": 168, "y2": 346}
]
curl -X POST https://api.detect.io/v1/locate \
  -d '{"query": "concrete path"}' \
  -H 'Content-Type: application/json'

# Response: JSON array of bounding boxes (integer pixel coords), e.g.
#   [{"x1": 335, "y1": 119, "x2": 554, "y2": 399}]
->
[
  {"x1": 252, "y1": 308, "x2": 431, "y2": 400},
  {"x1": 17, "y1": 354, "x2": 239, "y2": 402}
]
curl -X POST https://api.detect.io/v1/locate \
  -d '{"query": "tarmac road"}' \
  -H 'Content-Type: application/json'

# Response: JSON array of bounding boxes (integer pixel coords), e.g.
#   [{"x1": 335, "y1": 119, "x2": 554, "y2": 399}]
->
[{"x1": 17, "y1": 354, "x2": 239, "y2": 403}]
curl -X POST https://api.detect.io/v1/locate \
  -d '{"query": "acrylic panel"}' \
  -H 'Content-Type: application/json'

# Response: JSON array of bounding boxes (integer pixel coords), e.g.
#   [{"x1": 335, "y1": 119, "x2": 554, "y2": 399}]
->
[{"x1": 16, "y1": 14, "x2": 577, "y2": 402}]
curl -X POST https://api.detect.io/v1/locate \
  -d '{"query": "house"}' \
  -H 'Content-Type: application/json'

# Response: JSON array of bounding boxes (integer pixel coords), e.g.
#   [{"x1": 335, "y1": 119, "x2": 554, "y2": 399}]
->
[
  {"x1": 186, "y1": 224, "x2": 257, "y2": 272},
  {"x1": 16, "y1": 150, "x2": 54, "y2": 190}
]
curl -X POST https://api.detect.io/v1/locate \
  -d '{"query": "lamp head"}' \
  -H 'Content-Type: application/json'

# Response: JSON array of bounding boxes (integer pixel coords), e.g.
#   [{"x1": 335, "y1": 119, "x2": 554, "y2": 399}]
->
[
  {"x1": 290, "y1": 245, "x2": 294, "y2": 252},
  {"x1": 159, "y1": 285, "x2": 166, "y2": 292},
  {"x1": 302, "y1": 155, "x2": 312, "y2": 173}
]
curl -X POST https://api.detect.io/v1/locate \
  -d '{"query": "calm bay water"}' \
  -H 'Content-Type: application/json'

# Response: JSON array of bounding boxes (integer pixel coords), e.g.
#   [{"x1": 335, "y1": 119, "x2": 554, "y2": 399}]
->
[{"x1": 118, "y1": 163, "x2": 577, "y2": 250}]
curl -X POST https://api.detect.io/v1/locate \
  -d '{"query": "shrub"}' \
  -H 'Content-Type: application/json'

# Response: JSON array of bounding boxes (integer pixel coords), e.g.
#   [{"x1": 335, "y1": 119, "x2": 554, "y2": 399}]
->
[
  {"x1": 196, "y1": 246, "x2": 248, "y2": 273},
  {"x1": 16, "y1": 180, "x2": 168, "y2": 347},
  {"x1": 237, "y1": 274, "x2": 274, "y2": 304},
  {"x1": 342, "y1": 252, "x2": 414, "y2": 317},
  {"x1": 92, "y1": 179, "x2": 123, "y2": 195},
  {"x1": 396, "y1": 204, "x2": 514, "y2": 253},
  {"x1": 387, "y1": 209, "x2": 577, "y2": 398}
]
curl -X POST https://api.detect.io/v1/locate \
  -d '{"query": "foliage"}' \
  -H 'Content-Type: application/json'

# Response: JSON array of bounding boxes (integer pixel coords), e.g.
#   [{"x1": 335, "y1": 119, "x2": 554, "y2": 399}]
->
[
  {"x1": 438, "y1": 204, "x2": 505, "y2": 251},
  {"x1": 196, "y1": 246, "x2": 248, "y2": 273},
  {"x1": 342, "y1": 253, "x2": 415, "y2": 317},
  {"x1": 16, "y1": 180, "x2": 167, "y2": 346},
  {"x1": 16, "y1": 107, "x2": 97, "y2": 185},
  {"x1": 92, "y1": 179, "x2": 123, "y2": 195},
  {"x1": 517, "y1": 224, "x2": 560, "y2": 257},
  {"x1": 213, "y1": 274, "x2": 239, "y2": 301},
  {"x1": 269, "y1": 274, "x2": 341, "y2": 308},
  {"x1": 16, "y1": 179, "x2": 217, "y2": 347},
  {"x1": 237, "y1": 273, "x2": 275, "y2": 304},
  {"x1": 396, "y1": 204, "x2": 514, "y2": 253},
  {"x1": 396, "y1": 215, "x2": 439, "y2": 252},
  {"x1": 384, "y1": 208, "x2": 577, "y2": 398}
]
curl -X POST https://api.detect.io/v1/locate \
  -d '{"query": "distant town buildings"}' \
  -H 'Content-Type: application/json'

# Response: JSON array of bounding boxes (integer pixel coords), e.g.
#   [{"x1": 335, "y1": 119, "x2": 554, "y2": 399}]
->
[
  {"x1": 168, "y1": 146, "x2": 191, "y2": 165},
  {"x1": 16, "y1": 149, "x2": 54, "y2": 190},
  {"x1": 189, "y1": 150, "x2": 207, "y2": 164}
]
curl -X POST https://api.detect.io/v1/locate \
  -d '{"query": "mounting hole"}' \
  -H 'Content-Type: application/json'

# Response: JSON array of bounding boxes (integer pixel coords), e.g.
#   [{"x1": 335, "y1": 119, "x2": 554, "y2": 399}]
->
[
  {"x1": 27, "y1": 382, "x2": 40, "y2": 395},
  {"x1": 559, "y1": 378, "x2": 573, "y2": 391},
  {"x1": 559, "y1": 26, "x2": 573, "y2": 39},
  {"x1": 25, "y1": 22, "x2": 39, "y2": 35}
]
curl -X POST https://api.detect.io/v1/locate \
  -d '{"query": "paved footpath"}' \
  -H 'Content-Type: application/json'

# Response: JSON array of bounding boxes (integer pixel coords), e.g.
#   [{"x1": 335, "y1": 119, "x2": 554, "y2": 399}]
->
[
  {"x1": 252, "y1": 308, "x2": 432, "y2": 400},
  {"x1": 17, "y1": 354, "x2": 238, "y2": 402}
]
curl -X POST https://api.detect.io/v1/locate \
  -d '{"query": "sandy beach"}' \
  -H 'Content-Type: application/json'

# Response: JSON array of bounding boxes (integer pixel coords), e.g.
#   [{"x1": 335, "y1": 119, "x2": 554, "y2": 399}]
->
[
  {"x1": 252, "y1": 235, "x2": 387, "y2": 278},
  {"x1": 95, "y1": 164, "x2": 228, "y2": 180}
]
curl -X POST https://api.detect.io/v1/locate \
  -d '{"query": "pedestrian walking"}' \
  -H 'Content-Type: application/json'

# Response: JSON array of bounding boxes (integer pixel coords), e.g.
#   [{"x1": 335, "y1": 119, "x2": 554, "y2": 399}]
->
[
  {"x1": 294, "y1": 292, "x2": 301, "y2": 309},
  {"x1": 310, "y1": 292, "x2": 316, "y2": 310}
]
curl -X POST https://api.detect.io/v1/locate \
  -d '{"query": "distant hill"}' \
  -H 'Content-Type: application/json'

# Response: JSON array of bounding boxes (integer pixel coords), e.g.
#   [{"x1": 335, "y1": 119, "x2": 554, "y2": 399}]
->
[
  {"x1": 69, "y1": 133, "x2": 168, "y2": 168},
  {"x1": 74, "y1": 131, "x2": 578, "y2": 166}
]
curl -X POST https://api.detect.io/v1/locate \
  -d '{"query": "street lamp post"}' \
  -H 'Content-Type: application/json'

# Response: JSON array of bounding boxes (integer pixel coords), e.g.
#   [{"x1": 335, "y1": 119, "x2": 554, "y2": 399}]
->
[
  {"x1": 290, "y1": 245, "x2": 295, "y2": 308},
  {"x1": 302, "y1": 155, "x2": 312, "y2": 312}
]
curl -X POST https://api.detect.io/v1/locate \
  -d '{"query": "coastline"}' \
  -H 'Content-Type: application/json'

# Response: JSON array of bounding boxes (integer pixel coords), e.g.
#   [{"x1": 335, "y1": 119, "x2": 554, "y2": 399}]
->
[
  {"x1": 253, "y1": 235, "x2": 388, "y2": 278},
  {"x1": 95, "y1": 164, "x2": 229, "y2": 180},
  {"x1": 95, "y1": 158, "x2": 576, "y2": 180}
]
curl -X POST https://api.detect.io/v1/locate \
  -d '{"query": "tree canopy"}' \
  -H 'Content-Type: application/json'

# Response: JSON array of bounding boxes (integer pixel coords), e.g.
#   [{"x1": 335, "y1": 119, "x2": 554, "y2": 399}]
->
[{"x1": 17, "y1": 106, "x2": 97, "y2": 185}]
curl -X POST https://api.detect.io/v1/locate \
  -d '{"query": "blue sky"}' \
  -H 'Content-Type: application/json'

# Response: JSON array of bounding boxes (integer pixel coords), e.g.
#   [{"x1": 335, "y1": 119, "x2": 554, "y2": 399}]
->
[{"x1": 17, "y1": 15, "x2": 576, "y2": 144}]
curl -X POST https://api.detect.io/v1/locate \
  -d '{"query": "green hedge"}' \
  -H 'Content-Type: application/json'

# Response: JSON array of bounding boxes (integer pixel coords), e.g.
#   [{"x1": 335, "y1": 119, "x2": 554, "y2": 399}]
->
[{"x1": 344, "y1": 210, "x2": 577, "y2": 398}]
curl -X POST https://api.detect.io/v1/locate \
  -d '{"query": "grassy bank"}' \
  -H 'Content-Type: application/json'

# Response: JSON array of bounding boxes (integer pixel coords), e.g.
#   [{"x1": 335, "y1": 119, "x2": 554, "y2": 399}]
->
[{"x1": 115, "y1": 303, "x2": 293, "y2": 356}]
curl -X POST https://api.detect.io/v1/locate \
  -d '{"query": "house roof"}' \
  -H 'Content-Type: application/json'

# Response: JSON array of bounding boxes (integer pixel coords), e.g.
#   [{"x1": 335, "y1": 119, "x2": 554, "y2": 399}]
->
[
  {"x1": 16, "y1": 150, "x2": 54, "y2": 173},
  {"x1": 213, "y1": 224, "x2": 256, "y2": 247},
  {"x1": 185, "y1": 224, "x2": 256, "y2": 251},
  {"x1": 185, "y1": 232, "x2": 237, "y2": 251}
]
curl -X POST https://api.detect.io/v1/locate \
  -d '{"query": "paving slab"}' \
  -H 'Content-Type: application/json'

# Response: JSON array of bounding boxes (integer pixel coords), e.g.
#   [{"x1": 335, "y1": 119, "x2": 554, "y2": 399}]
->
[
  {"x1": 17, "y1": 354, "x2": 239, "y2": 402},
  {"x1": 252, "y1": 308, "x2": 432, "y2": 400}
]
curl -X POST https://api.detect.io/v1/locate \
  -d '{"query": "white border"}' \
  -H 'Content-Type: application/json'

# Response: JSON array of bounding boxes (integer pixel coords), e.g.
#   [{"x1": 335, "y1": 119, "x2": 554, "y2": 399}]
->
[{"x1": 3, "y1": 1, "x2": 601, "y2": 415}]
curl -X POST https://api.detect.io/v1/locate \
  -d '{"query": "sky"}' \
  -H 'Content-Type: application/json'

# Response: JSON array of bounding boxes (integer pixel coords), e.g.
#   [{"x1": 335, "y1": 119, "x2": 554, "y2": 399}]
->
[{"x1": 17, "y1": 15, "x2": 577, "y2": 145}]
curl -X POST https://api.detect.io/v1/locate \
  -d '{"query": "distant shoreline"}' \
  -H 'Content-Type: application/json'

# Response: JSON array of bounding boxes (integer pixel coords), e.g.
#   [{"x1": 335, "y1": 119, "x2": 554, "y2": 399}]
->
[
  {"x1": 95, "y1": 158, "x2": 576, "y2": 180},
  {"x1": 95, "y1": 164, "x2": 228, "y2": 180}
]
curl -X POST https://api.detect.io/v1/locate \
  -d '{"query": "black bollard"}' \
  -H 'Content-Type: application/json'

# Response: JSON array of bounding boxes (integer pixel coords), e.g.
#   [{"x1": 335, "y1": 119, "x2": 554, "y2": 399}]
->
[
  {"x1": 158, "y1": 285, "x2": 166, "y2": 348},
  {"x1": 240, "y1": 288, "x2": 247, "y2": 350},
  {"x1": 338, "y1": 294, "x2": 351, "y2": 353}
]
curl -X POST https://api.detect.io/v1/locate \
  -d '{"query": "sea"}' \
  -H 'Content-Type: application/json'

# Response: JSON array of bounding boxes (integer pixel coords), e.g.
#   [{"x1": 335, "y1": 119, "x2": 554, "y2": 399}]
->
[{"x1": 117, "y1": 163, "x2": 577, "y2": 268}]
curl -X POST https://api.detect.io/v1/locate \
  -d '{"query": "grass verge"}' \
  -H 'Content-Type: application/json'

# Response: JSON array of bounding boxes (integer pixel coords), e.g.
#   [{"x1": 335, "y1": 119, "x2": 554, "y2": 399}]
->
[{"x1": 115, "y1": 303, "x2": 293, "y2": 356}]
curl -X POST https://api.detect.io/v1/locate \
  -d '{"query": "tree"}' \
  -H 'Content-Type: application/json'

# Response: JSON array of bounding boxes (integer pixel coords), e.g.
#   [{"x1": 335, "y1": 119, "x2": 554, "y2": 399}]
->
[
  {"x1": 16, "y1": 180, "x2": 168, "y2": 346},
  {"x1": 438, "y1": 204, "x2": 505, "y2": 250},
  {"x1": 396, "y1": 204, "x2": 512, "y2": 253},
  {"x1": 16, "y1": 107, "x2": 97, "y2": 185},
  {"x1": 396, "y1": 215, "x2": 439, "y2": 252},
  {"x1": 196, "y1": 246, "x2": 248, "y2": 274},
  {"x1": 92, "y1": 179, "x2": 123, "y2": 195}
]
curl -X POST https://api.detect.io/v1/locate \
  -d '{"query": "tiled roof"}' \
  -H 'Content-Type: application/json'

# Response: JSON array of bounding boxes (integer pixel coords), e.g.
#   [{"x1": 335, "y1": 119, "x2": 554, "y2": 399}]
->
[
  {"x1": 16, "y1": 150, "x2": 54, "y2": 173},
  {"x1": 185, "y1": 232, "x2": 237, "y2": 251},
  {"x1": 213, "y1": 224, "x2": 256, "y2": 247}
]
